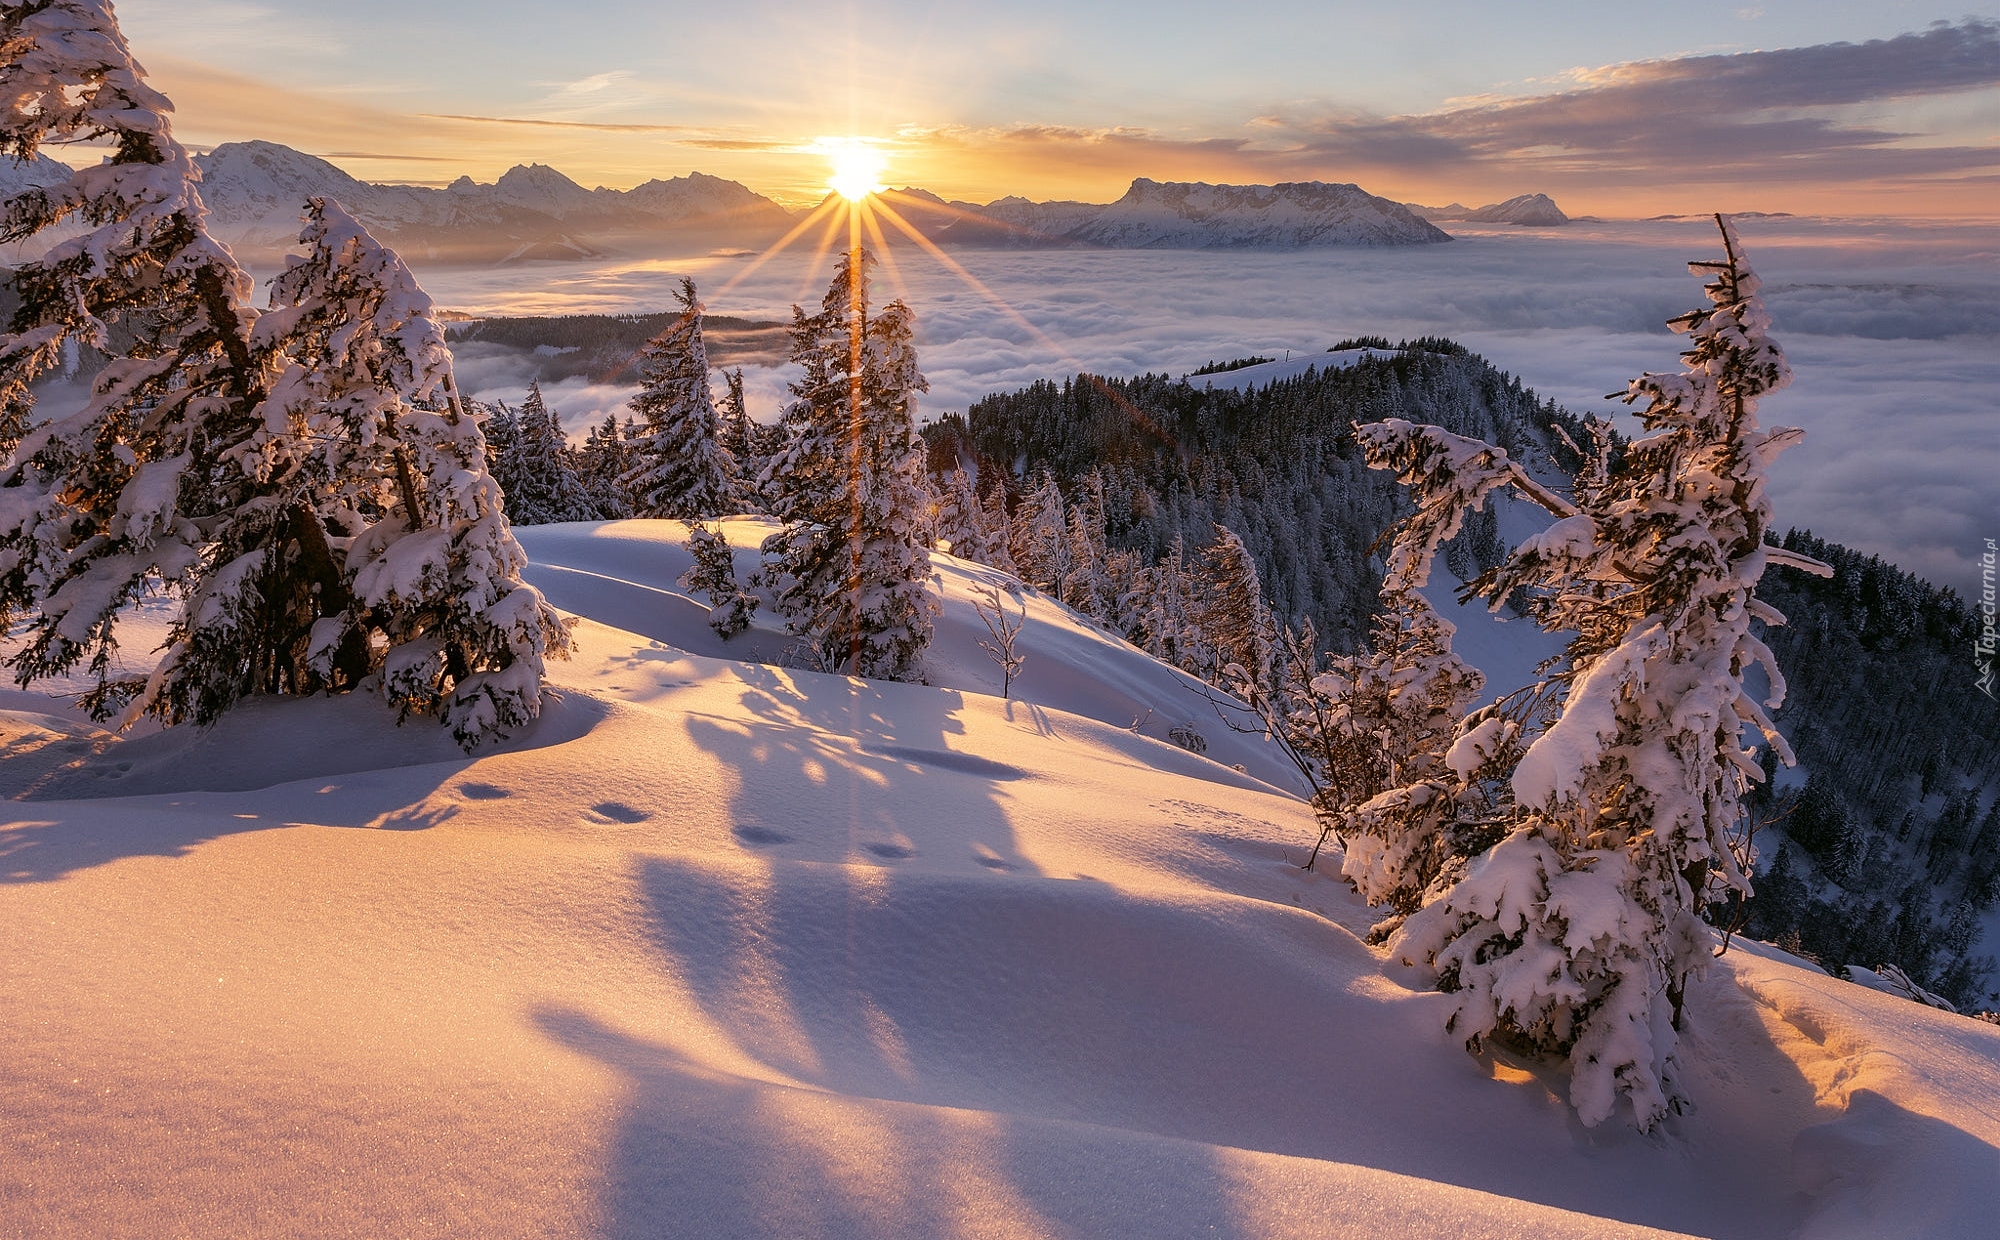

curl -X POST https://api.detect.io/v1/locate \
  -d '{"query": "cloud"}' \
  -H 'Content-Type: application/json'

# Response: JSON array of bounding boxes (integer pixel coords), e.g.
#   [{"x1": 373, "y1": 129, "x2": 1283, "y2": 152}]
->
[
  {"x1": 905, "y1": 21, "x2": 2000, "y2": 212},
  {"x1": 420, "y1": 114, "x2": 700, "y2": 134},
  {"x1": 416, "y1": 216, "x2": 1998, "y2": 599},
  {"x1": 1265, "y1": 20, "x2": 2000, "y2": 207}
]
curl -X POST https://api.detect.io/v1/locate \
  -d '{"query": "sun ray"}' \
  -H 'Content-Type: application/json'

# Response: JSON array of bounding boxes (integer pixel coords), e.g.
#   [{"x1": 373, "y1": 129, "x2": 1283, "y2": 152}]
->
[
  {"x1": 856, "y1": 199, "x2": 910, "y2": 304},
  {"x1": 708, "y1": 195, "x2": 843, "y2": 305},
  {"x1": 775, "y1": 197, "x2": 851, "y2": 307},
  {"x1": 877, "y1": 189, "x2": 1068, "y2": 247},
  {"x1": 870, "y1": 196, "x2": 1180, "y2": 449}
]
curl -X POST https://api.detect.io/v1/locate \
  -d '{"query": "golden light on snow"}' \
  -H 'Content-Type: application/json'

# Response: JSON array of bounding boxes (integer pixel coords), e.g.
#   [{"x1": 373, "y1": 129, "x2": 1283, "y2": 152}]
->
[{"x1": 821, "y1": 138, "x2": 887, "y2": 201}]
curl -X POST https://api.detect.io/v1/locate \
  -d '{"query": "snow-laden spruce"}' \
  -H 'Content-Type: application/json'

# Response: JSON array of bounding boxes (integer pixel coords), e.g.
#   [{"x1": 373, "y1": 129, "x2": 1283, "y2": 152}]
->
[
  {"x1": 501, "y1": 381, "x2": 597, "y2": 525},
  {"x1": 678, "y1": 520, "x2": 757, "y2": 638},
  {"x1": 0, "y1": 0, "x2": 265, "y2": 711},
  {"x1": 935, "y1": 465, "x2": 1010, "y2": 568},
  {"x1": 259, "y1": 199, "x2": 571, "y2": 746},
  {"x1": 758, "y1": 248, "x2": 937, "y2": 680},
  {"x1": 1200, "y1": 522, "x2": 1276, "y2": 701},
  {"x1": 0, "y1": 2, "x2": 564, "y2": 747},
  {"x1": 1314, "y1": 581, "x2": 1492, "y2": 920},
  {"x1": 623, "y1": 277, "x2": 740, "y2": 520},
  {"x1": 1365, "y1": 217, "x2": 1830, "y2": 1130}
]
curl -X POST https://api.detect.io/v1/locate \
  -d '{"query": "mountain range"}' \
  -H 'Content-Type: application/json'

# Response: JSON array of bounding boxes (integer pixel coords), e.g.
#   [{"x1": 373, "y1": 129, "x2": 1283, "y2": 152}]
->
[
  {"x1": 185, "y1": 141, "x2": 796, "y2": 264},
  {"x1": 6, "y1": 142, "x2": 1484, "y2": 264},
  {"x1": 1408, "y1": 193, "x2": 1570, "y2": 226},
  {"x1": 883, "y1": 178, "x2": 1452, "y2": 248},
  {"x1": 0, "y1": 143, "x2": 1587, "y2": 263}
]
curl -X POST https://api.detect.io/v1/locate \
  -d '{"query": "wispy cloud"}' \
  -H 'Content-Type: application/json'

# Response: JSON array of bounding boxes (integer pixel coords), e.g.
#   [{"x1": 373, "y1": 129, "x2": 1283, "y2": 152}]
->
[
  {"x1": 421, "y1": 114, "x2": 699, "y2": 134},
  {"x1": 1266, "y1": 20, "x2": 2000, "y2": 208}
]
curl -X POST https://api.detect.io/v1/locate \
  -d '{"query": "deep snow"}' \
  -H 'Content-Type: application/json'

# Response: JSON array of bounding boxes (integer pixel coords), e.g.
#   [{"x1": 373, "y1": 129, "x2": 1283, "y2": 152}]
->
[{"x1": 2, "y1": 519, "x2": 1996, "y2": 1239}]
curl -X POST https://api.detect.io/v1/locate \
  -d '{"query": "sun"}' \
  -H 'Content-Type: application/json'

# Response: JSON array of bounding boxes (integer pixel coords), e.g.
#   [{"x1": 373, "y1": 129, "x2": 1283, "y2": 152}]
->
[{"x1": 823, "y1": 139, "x2": 887, "y2": 201}]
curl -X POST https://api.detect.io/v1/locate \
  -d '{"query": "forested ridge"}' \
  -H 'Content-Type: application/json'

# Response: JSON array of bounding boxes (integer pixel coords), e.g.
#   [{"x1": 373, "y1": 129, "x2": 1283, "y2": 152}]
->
[
  {"x1": 923, "y1": 342, "x2": 1539, "y2": 650},
  {"x1": 931, "y1": 344, "x2": 1998, "y2": 1010}
]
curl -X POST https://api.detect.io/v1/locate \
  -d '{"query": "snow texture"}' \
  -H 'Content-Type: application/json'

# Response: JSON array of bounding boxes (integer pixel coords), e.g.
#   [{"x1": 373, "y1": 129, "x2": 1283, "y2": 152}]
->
[{"x1": 3, "y1": 516, "x2": 1996, "y2": 1238}]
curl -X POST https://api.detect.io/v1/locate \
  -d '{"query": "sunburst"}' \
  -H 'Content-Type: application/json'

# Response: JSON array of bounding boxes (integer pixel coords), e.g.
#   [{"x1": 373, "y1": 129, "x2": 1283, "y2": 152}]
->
[
  {"x1": 821, "y1": 138, "x2": 886, "y2": 202},
  {"x1": 699, "y1": 137, "x2": 1173, "y2": 451}
]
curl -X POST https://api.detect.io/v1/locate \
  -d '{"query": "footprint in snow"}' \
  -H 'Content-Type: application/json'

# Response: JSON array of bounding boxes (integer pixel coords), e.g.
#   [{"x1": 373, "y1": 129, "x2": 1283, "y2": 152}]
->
[
  {"x1": 588, "y1": 802, "x2": 651, "y2": 825},
  {"x1": 458, "y1": 782, "x2": 511, "y2": 800},
  {"x1": 863, "y1": 842, "x2": 915, "y2": 860},
  {"x1": 733, "y1": 824, "x2": 791, "y2": 846}
]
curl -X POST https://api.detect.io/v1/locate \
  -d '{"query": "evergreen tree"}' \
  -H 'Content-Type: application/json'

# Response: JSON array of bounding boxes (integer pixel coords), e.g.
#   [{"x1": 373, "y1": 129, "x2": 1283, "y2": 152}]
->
[
  {"x1": 716, "y1": 366, "x2": 764, "y2": 512},
  {"x1": 1326, "y1": 585, "x2": 1493, "y2": 920},
  {"x1": 1062, "y1": 470, "x2": 1113, "y2": 621},
  {"x1": 979, "y1": 476, "x2": 1018, "y2": 574},
  {"x1": 679, "y1": 521, "x2": 757, "y2": 638},
  {"x1": 482, "y1": 399, "x2": 521, "y2": 496},
  {"x1": 0, "y1": 0, "x2": 269, "y2": 709},
  {"x1": 502, "y1": 381, "x2": 595, "y2": 524},
  {"x1": 1378, "y1": 218, "x2": 1828, "y2": 1129},
  {"x1": 262, "y1": 199, "x2": 571, "y2": 745},
  {"x1": 935, "y1": 465, "x2": 1004, "y2": 565},
  {"x1": 624, "y1": 277, "x2": 738, "y2": 519},
  {"x1": 719, "y1": 366, "x2": 752, "y2": 460},
  {"x1": 1198, "y1": 522, "x2": 1275, "y2": 699},
  {"x1": 0, "y1": 5, "x2": 566, "y2": 750},
  {"x1": 1010, "y1": 471, "x2": 1072, "y2": 598},
  {"x1": 1135, "y1": 534, "x2": 1209, "y2": 674},
  {"x1": 577, "y1": 413, "x2": 637, "y2": 519},
  {"x1": 757, "y1": 248, "x2": 936, "y2": 679}
]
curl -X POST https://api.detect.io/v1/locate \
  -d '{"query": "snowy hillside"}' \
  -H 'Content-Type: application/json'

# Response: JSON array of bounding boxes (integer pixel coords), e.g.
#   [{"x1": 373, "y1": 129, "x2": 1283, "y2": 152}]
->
[{"x1": 3, "y1": 520, "x2": 1999, "y2": 1238}]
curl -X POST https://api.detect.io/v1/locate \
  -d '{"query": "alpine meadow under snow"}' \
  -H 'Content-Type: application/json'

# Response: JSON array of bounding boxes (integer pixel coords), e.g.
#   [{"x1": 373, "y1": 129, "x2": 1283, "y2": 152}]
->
[{"x1": 3, "y1": 2, "x2": 1999, "y2": 1237}]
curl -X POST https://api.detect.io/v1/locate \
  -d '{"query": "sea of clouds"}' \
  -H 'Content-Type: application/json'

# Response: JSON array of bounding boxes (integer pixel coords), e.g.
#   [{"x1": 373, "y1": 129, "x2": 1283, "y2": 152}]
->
[{"x1": 428, "y1": 216, "x2": 1998, "y2": 600}]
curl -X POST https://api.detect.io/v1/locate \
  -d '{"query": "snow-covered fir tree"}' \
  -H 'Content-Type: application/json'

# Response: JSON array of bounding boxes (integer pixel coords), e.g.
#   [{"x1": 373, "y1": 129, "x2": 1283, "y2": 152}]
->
[
  {"x1": 481, "y1": 398, "x2": 521, "y2": 495},
  {"x1": 1375, "y1": 217, "x2": 1829, "y2": 1129},
  {"x1": 577, "y1": 413, "x2": 637, "y2": 519},
  {"x1": 623, "y1": 277, "x2": 739, "y2": 520},
  {"x1": 716, "y1": 366, "x2": 763, "y2": 509},
  {"x1": 502, "y1": 381, "x2": 596, "y2": 525},
  {"x1": 1133, "y1": 534, "x2": 1210, "y2": 675},
  {"x1": 934, "y1": 464, "x2": 1009, "y2": 567},
  {"x1": 933, "y1": 465, "x2": 978, "y2": 558},
  {"x1": 978, "y1": 476, "x2": 1018, "y2": 574},
  {"x1": 1325, "y1": 584, "x2": 1496, "y2": 924},
  {"x1": 1198, "y1": 522, "x2": 1275, "y2": 699},
  {"x1": 758, "y1": 248, "x2": 937, "y2": 679},
  {"x1": 679, "y1": 521, "x2": 757, "y2": 638},
  {"x1": 0, "y1": 3, "x2": 565, "y2": 748},
  {"x1": 1010, "y1": 472, "x2": 1073, "y2": 600},
  {"x1": 1062, "y1": 470, "x2": 1114, "y2": 621},
  {"x1": 257, "y1": 198, "x2": 571, "y2": 745},
  {"x1": 0, "y1": 0, "x2": 253, "y2": 687},
  {"x1": 0, "y1": 0, "x2": 305, "y2": 719}
]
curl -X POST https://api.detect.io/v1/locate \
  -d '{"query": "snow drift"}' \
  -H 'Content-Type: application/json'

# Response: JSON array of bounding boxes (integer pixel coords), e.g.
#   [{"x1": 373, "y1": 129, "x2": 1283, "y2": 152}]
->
[{"x1": 2, "y1": 519, "x2": 1997, "y2": 1239}]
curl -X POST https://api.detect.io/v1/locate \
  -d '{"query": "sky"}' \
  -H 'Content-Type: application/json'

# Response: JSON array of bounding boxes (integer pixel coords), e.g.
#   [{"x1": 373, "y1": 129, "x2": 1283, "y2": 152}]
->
[{"x1": 115, "y1": 0, "x2": 2000, "y2": 214}]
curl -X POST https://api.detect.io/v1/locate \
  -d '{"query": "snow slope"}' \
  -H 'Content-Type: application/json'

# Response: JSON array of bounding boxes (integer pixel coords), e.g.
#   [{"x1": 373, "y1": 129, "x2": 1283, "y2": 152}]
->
[
  {"x1": 1184, "y1": 346, "x2": 1397, "y2": 391},
  {"x1": 3, "y1": 520, "x2": 1997, "y2": 1239}
]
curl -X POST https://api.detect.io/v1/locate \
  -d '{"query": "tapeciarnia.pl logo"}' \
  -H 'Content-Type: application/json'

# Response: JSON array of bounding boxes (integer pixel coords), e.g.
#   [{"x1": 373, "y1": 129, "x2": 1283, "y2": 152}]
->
[{"x1": 1978, "y1": 538, "x2": 1997, "y2": 700}]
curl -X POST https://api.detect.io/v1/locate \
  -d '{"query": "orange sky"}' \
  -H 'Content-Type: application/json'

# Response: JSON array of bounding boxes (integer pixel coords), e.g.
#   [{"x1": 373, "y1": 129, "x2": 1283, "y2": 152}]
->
[{"x1": 106, "y1": 6, "x2": 2000, "y2": 218}]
